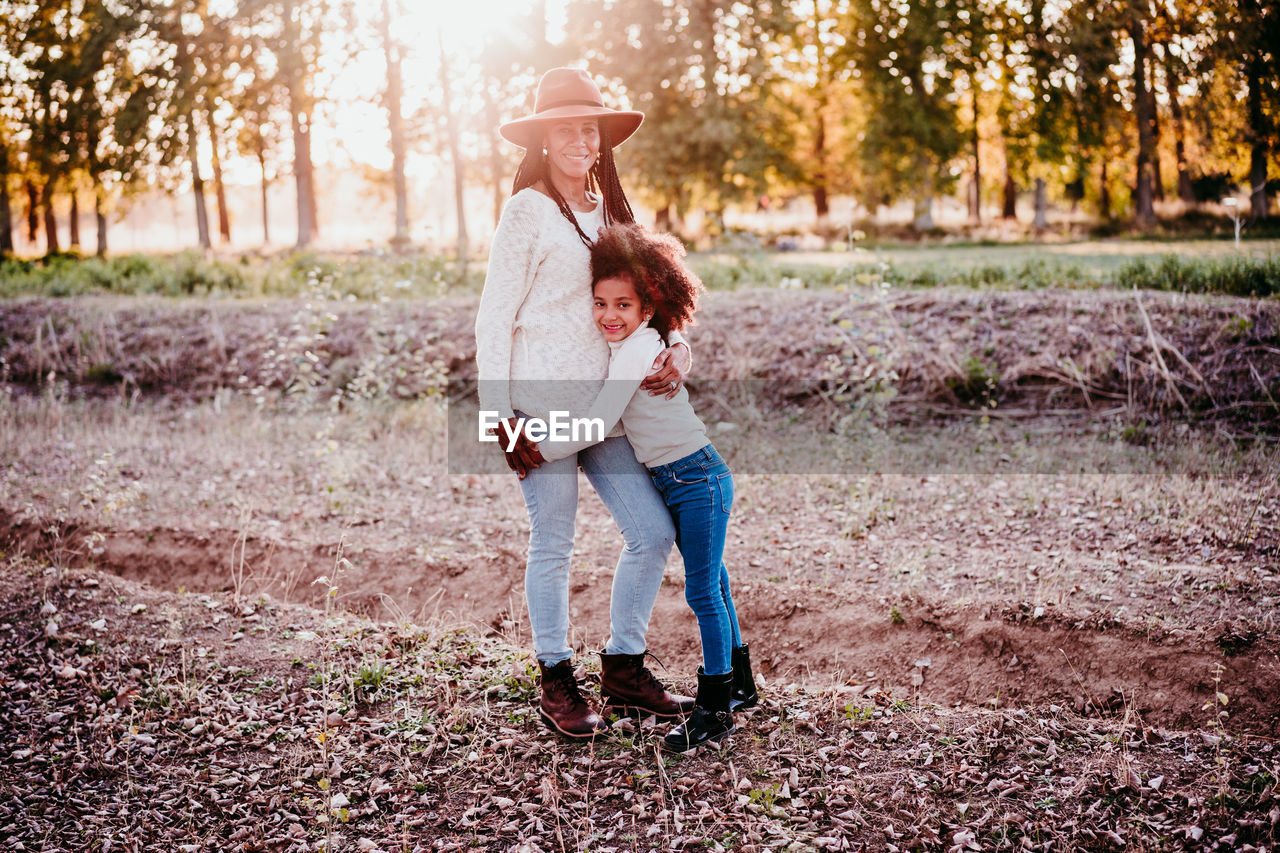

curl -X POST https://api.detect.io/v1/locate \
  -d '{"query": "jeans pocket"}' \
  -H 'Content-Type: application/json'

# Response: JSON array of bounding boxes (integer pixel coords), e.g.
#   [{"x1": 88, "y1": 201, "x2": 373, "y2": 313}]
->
[
  {"x1": 715, "y1": 471, "x2": 734, "y2": 515},
  {"x1": 671, "y1": 465, "x2": 709, "y2": 485}
]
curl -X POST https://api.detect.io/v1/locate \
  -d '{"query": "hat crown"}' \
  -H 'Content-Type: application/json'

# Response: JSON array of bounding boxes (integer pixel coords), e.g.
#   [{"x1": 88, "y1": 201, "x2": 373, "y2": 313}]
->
[{"x1": 534, "y1": 68, "x2": 605, "y2": 114}]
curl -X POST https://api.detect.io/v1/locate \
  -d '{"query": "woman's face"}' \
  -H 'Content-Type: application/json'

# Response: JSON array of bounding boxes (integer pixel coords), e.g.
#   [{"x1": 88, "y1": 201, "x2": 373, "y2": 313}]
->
[
  {"x1": 543, "y1": 119, "x2": 600, "y2": 184},
  {"x1": 593, "y1": 275, "x2": 647, "y2": 342}
]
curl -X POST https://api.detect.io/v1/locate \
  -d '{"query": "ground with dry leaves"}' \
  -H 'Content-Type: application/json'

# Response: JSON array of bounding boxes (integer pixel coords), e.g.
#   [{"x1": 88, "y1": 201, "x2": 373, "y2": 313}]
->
[
  {"x1": 1, "y1": 285, "x2": 1278, "y2": 850},
  {"x1": 1, "y1": 562, "x2": 1277, "y2": 852}
]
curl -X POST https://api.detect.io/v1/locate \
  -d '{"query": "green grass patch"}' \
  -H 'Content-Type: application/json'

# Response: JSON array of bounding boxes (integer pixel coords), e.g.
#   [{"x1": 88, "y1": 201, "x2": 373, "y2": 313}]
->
[
  {"x1": 2, "y1": 240, "x2": 1277, "y2": 299},
  {"x1": 690, "y1": 238, "x2": 1279, "y2": 296},
  {"x1": 0, "y1": 250, "x2": 485, "y2": 299}
]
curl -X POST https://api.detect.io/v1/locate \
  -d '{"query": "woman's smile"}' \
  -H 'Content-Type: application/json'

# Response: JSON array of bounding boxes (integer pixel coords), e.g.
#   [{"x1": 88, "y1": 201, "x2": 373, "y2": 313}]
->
[{"x1": 544, "y1": 119, "x2": 600, "y2": 185}]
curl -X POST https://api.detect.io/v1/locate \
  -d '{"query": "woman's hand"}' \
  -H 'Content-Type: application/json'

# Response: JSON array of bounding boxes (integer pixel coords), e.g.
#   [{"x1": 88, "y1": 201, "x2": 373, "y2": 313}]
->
[
  {"x1": 640, "y1": 342, "x2": 692, "y2": 399},
  {"x1": 495, "y1": 417, "x2": 546, "y2": 480}
]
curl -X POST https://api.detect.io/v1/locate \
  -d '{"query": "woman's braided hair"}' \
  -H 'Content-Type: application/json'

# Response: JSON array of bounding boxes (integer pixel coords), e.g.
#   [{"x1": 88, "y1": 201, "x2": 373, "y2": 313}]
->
[
  {"x1": 510, "y1": 123, "x2": 636, "y2": 247},
  {"x1": 589, "y1": 223, "x2": 703, "y2": 338}
]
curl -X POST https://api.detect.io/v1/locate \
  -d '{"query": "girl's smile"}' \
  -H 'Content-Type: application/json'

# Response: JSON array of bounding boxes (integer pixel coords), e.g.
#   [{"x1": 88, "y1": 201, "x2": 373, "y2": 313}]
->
[{"x1": 593, "y1": 275, "x2": 648, "y2": 342}]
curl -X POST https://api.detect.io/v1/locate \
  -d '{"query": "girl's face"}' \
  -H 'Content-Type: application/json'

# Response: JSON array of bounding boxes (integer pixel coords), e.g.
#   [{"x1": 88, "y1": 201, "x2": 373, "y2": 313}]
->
[
  {"x1": 593, "y1": 275, "x2": 648, "y2": 342},
  {"x1": 543, "y1": 119, "x2": 600, "y2": 184}
]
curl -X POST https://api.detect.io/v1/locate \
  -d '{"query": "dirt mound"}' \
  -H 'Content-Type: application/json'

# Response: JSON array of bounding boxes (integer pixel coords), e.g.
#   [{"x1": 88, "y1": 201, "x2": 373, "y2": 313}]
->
[
  {"x1": 3, "y1": 288, "x2": 1278, "y2": 429},
  {"x1": 5, "y1": 511, "x2": 1276, "y2": 735}
]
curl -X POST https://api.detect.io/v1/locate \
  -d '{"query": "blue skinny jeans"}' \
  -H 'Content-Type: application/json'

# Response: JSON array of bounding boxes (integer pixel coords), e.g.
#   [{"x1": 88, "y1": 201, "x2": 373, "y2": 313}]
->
[{"x1": 648, "y1": 444, "x2": 742, "y2": 676}]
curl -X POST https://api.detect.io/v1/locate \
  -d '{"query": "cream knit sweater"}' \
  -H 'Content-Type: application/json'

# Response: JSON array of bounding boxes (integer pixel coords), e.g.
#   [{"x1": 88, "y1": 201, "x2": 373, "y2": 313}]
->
[{"x1": 475, "y1": 188, "x2": 684, "y2": 429}]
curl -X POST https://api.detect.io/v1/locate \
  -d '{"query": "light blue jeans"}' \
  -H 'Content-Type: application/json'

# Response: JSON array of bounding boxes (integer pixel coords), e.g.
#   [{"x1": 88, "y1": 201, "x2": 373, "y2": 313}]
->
[{"x1": 518, "y1": 434, "x2": 676, "y2": 665}]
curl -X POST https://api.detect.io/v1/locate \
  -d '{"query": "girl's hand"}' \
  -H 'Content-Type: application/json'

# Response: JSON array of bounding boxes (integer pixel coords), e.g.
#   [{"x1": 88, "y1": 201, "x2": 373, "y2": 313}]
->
[
  {"x1": 641, "y1": 342, "x2": 692, "y2": 399},
  {"x1": 496, "y1": 417, "x2": 546, "y2": 479}
]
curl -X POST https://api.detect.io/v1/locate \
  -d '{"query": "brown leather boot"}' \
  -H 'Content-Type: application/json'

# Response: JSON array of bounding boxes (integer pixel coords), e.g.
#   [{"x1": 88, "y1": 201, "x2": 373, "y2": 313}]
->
[
  {"x1": 599, "y1": 651, "x2": 696, "y2": 719},
  {"x1": 538, "y1": 660, "x2": 608, "y2": 739}
]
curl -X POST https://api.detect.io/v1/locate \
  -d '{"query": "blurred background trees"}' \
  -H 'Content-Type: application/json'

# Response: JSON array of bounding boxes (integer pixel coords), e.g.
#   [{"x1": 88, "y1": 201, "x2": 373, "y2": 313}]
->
[{"x1": 0, "y1": 0, "x2": 1275, "y2": 256}]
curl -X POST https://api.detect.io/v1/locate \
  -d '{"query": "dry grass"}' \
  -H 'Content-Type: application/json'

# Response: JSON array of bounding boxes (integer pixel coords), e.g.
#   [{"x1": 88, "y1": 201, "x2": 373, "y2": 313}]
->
[
  {"x1": 0, "y1": 559, "x2": 1276, "y2": 851},
  {"x1": 2, "y1": 393, "x2": 1277, "y2": 732}
]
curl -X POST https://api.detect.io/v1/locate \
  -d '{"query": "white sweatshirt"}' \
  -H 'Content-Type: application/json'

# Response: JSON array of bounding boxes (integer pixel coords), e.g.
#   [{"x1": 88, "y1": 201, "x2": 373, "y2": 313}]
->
[
  {"x1": 474, "y1": 188, "x2": 685, "y2": 427},
  {"x1": 539, "y1": 325, "x2": 709, "y2": 468}
]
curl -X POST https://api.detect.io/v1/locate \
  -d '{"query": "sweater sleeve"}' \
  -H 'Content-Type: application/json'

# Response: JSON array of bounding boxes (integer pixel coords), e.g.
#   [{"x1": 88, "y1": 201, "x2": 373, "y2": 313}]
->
[
  {"x1": 538, "y1": 331, "x2": 661, "y2": 461},
  {"x1": 474, "y1": 194, "x2": 541, "y2": 420}
]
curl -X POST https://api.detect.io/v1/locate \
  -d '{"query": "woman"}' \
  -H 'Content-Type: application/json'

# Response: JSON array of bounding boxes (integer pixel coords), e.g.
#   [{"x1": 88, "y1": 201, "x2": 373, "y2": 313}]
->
[{"x1": 475, "y1": 67, "x2": 694, "y2": 739}]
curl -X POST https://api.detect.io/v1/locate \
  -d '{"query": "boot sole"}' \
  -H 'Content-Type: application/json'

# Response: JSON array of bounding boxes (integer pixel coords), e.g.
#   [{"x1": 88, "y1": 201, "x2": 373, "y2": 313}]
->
[
  {"x1": 603, "y1": 701, "x2": 691, "y2": 721},
  {"x1": 539, "y1": 709, "x2": 607, "y2": 740}
]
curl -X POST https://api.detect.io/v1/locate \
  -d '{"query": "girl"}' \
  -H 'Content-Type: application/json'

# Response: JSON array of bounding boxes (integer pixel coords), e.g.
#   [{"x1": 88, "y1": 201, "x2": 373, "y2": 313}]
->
[{"x1": 536, "y1": 223, "x2": 760, "y2": 752}]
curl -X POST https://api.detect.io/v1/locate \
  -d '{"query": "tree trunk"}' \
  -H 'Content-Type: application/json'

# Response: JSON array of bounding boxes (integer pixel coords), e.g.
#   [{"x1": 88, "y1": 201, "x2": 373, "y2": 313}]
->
[
  {"x1": 284, "y1": 0, "x2": 316, "y2": 248},
  {"x1": 69, "y1": 191, "x2": 81, "y2": 248},
  {"x1": 257, "y1": 138, "x2": 271, "y2": 246},
  {"x1": 1002, "y1": 170, "x2": 1017, "y2": 220},
  {"x1": 810, "y1": 0, "x2": 830, "y2": 222},
  {"x1": 1163, "y1": 52, "x2": 1194, "y2": 203},
  {"x1": 186, "y1": 111, "x2": 212, "y2": 250},
  {"x1": 1148, "y1": 53, "x2": 1164, "y2": 203},
  {"x1": 1033, "y1": 178, "x2": 1048, "y2": 228},
  {"x1": 208, "y1": 110, "x2": 232, "y2": 243},
  {"x1": 438, "y1": 36, "x2": 468, "y2": 270},
  {"x1": 485, "y1": 87, "x2": 504, "y2": 229},
  {"x1": 94, "y1": 184, "x2": 108, "y2": 257},
  {"x1": 812, "y1": 114, "x2": 829, "y2": 220},
  {"x1": 289, "y1": 105, "x2": 316, "y2": 247},
  {"x1": 1245, "y1": 55, "x2": 1270, "y2": 219},
  {"x1": 0, "y1": 138, "x2": 12, "y2": 255},
  {"x1": 970, "y1": 84, "x2": 982, "y2": 223},
  {"x1": 41, "y1": 181, "x2": 59, "y2": 254},
  {"x1": 1130, "y1": 13, "x2": 1157, "y2": 228},
  {"x1": 26, "y1": 180, "x2": 39, "y2": 243},
  {"x1": 381, "y1": 0, "x2": 411, "y2": 248},
  {"x1": 0, "y1": 178, "x2": 11, "y2": 255},
  {"x1": 913, "y1": 164, "x2": 936, "y2": 230},
  {"x1": 1100, "y1": 156, "x2": 1113, "y2": 220}
]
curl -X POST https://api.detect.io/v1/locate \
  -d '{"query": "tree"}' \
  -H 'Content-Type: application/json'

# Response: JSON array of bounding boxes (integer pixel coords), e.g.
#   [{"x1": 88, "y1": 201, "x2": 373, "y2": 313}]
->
[
  {"x1": 231, "y1": 61, "x2": 284, "y2": 247},
  {"x1": 471, "y1": 3, "x2": 564, "y2": 229},
  {"x1": 437, "y1": 34, "x2": 468, "y2": 268},
  {"x1": 569, "y1": 0, "x2": 799, "y2": 229},
  {"x1": 1234, "y1": 0, "x2": 1278, "y2": 217},
  {"x1": 1129, "y1": 0, "x2": 1159, "y2": 227},
  {"x1": 277, "y1": 0, "x2": 322, "y2": 247},
  {"x1": 841, "y1": 0, "x2": 964, "y2": 228},
  {"x1": 378, "y1": 0, "x2": 409, "y2": 248},
  {"x1": 0, "y1": 121, "x2": 14, "y2": 255}
]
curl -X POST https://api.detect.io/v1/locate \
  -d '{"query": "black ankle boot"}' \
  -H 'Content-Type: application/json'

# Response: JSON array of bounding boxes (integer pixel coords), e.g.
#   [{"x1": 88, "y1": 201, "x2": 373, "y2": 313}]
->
[
  {"x1": 730, "y1": 644, "x2": 759, "y2": 712},
  {"x1": 663, "y1": 669, "x2": 735, "y2": 753}
]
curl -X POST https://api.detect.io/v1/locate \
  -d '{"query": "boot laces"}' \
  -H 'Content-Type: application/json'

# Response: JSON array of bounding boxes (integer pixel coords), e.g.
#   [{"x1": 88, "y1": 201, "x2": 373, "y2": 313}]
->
[
  {"x1": 635, "y1": 651, "x2": 670, "y2": 691},
  {"x1": 547, "y1": 666, "x2": 588, "y2": 706}
]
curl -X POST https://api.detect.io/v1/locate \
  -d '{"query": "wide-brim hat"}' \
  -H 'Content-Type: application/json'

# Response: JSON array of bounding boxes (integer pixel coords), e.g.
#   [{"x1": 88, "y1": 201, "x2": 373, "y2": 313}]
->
[{"x1": 499, "y1": 67, "x2": 644, "y2": 150}]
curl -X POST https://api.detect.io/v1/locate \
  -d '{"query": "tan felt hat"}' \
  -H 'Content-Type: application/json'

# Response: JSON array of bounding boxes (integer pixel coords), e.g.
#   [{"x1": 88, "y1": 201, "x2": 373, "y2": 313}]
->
[{"x1": 499, "y1": 67, "x2": 644, "y2": 150}]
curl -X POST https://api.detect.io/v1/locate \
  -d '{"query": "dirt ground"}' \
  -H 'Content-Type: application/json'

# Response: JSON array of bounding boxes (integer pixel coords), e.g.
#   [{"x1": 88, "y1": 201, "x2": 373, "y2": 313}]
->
[
  {"x1": 2, "y1": 288, "x2": 1278, "y2": 738},
  {"x1": 5, "y1": 560, "x2": 1275, "y2": 851},
  {"x1": 3, "y1": 287, "x2": 1280, "y2": 849}
]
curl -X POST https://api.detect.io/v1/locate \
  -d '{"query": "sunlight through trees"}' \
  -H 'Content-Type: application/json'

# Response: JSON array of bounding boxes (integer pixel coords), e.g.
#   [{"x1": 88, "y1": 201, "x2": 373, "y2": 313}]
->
[{"x1": 0, "y1": 0, "x2": 1275, "y2": 253}]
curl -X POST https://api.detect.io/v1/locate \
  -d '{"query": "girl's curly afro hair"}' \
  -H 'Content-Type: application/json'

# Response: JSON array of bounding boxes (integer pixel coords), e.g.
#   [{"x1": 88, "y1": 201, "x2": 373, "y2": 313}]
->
[{"x1": 589, "y1": 223, "x2": 704, "y2": 338}]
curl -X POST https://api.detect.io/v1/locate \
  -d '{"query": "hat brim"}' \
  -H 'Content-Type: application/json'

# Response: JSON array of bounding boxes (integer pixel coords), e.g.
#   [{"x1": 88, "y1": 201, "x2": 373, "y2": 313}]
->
[{"x1": 499, "y1": 106, "x2": 644, "y2": 150}]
